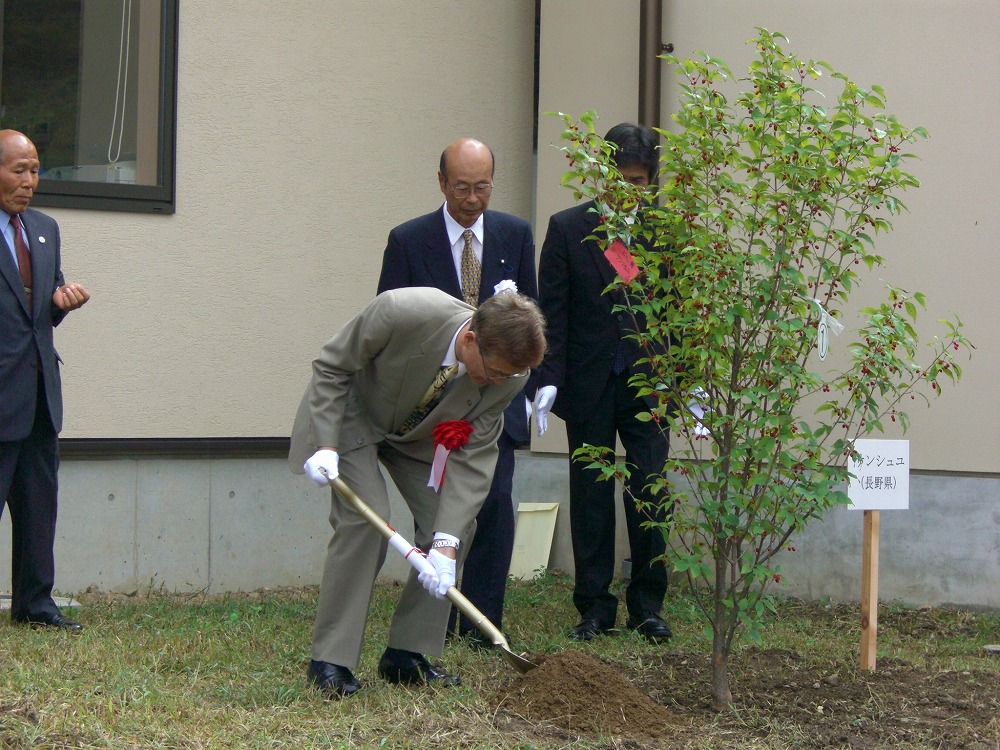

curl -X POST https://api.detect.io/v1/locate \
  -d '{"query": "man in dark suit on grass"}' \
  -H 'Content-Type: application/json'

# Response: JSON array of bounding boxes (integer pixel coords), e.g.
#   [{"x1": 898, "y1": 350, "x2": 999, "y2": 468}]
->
[
  {"x1": 0, "y1": 129, "x2": 89, "y2": 633},
  {"x1": 376, "y1": 137, "x2": 537, "y2": 643},
  {"x1": 533, "y1": 123, "x2": 673, "y2": 644}
]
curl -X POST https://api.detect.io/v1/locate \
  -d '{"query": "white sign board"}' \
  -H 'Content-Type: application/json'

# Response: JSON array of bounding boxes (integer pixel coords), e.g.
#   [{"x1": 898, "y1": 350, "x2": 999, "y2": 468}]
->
[{"x1": 848, "y1": 439, "x2": 909, "y2": 510}]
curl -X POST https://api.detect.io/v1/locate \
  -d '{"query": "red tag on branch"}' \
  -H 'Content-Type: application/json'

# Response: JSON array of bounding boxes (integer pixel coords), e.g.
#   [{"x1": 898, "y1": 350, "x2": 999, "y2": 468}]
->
[{"x1": 604, "y1": 239, "x2": 639, "y2": 283}]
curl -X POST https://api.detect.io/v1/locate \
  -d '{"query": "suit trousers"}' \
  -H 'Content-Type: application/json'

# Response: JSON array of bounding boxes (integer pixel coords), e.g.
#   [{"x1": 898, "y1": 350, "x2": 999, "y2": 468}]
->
[
  {"x1": 311, "y1": 441, "x2": 470, "y2": 670},
  {"x1": 565, "y1": 371, "x2": 670, "y2": 628},
  {"x1": 449, "y1": 430, "x2": 516, "y2": 634},
  {"x1": 0, "y1": 384, "x2": 61, "y2": 621}
]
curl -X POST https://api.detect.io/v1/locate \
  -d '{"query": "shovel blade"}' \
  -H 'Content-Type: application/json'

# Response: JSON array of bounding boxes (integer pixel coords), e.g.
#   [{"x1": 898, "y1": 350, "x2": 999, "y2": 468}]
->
[{"x1": 496, "y1": 645, "x2": 538, "y2": 673}]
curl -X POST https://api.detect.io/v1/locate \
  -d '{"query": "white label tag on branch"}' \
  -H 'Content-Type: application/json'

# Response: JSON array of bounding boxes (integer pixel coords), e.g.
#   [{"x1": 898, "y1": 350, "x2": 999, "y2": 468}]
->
[{"x1": 812, "y1": 299, "x2": 844, "y2": 361}]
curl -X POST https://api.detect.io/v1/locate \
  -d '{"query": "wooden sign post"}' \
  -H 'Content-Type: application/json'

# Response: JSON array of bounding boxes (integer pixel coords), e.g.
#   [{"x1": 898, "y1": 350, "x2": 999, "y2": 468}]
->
[
  {"x1": 860, "y1": 509, "x2": 880, "y2": 670},
  {"x1": 849, "y1": 439, "x2": 909, "y2": 672}
]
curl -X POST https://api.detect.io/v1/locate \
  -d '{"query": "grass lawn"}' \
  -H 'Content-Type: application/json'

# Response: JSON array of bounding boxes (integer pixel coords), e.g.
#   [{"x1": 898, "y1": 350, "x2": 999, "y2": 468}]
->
[{"x1": 2, "y1": 573, "x2": 998, "y2": 749}]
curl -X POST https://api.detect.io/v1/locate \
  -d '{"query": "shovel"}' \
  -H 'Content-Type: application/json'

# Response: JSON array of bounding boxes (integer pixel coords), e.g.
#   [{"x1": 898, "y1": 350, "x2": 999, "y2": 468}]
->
[{"x1": 328, "y1": 475, "x2": 537, "y2": 674}]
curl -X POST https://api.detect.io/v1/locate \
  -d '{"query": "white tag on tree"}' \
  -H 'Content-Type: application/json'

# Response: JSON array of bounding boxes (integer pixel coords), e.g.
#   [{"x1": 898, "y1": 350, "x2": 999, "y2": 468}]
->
[{"x1": 811, "y1": 298, "x2": 844, "y2": 361}]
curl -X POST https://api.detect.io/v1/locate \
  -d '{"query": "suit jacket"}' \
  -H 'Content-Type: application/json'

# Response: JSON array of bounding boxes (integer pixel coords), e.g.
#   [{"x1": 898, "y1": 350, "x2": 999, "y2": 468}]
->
[
  {"x1": 288, "y1": 287, "x2": 526, "y2": 538},
  {"x1": 536, "y1": 200, "x2": 653, "y2": 424},
  {"x1": 376, "y1": 207, "x2": 537, "y2": 444},
  {"x1": 0, "y1": 208, "x2": 66, "y2": 440}
]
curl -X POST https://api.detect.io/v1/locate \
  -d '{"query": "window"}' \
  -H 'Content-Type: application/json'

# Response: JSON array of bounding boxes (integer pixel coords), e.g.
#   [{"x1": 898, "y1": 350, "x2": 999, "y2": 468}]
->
[{"x1": 0, "y1": 0, "x2": 178, "y2": 213}]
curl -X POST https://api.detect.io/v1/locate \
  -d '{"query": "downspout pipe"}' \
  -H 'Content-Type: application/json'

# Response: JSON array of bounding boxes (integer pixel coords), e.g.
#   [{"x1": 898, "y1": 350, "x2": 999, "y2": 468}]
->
[{"x1": 638, "y1": 0, "x2": 668, "y2": 129}]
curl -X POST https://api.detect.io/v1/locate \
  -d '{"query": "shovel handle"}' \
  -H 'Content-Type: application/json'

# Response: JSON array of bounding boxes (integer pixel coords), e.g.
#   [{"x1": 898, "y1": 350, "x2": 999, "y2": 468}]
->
[{"x1": 329, "y1": 476, "x2": 509, "y2": 647}]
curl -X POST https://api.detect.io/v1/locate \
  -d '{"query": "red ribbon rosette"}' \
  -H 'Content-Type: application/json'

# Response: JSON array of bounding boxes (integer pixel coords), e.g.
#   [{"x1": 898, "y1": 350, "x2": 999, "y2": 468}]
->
[
  {"x1": 432, "y1": 419, "x2": 473, "y2": 449},
  {"x1": 427, "y1": 419, "x2": 472, "y2": 491}
]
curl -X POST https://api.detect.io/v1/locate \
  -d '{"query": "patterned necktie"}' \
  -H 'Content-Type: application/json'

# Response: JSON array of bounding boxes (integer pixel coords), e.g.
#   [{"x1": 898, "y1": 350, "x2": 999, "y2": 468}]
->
[
  {"x1": 11, "y1": 215, "x2": 32, "y2": 306},
  {"x1": 460, "y1": 229, "x2": 481, "y2": 307},
  {"x1": 396, "y1": 363, "x2": 459, "y2": 434}
]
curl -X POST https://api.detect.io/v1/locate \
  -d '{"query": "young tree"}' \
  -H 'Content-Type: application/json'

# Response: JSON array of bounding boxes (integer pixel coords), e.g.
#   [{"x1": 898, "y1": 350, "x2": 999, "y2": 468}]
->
[{"x1": 556, "y1": 29, "x2": 972, "y2": 710}]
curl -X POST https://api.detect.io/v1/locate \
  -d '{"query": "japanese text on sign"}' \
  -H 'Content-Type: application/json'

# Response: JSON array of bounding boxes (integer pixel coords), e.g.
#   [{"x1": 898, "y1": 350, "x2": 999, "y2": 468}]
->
[{"x1": 848, "y1": 439, "x2": 910, "y2": 510}]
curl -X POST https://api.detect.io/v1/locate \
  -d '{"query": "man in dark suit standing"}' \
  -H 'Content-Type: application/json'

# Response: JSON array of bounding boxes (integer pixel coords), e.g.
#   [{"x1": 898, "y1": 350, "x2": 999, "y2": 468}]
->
[
  {"x1": 533, "y1": 123, "x2": 672, "y2": 644},
  {"x1": 0, "y1": 129, "x2": 89, "y2": 632},
  {"x1": 377, "y1": 137, "x2": 537, "y2": 643}
]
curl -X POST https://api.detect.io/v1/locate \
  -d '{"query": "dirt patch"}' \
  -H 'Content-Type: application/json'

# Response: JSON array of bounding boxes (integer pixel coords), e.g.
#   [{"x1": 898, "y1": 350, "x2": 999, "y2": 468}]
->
[
  {"x1": 643, "y1": 648, "x2": 1000, "y2": 749},
  {"x1": 491, "y1": 627, "x2": 1000, "y2": 748}
]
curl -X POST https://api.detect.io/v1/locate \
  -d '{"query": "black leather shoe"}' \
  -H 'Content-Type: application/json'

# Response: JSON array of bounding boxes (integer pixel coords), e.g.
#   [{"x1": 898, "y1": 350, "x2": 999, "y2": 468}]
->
[
  {"x1": 14, "y1": 613, "x2": 84, "y2": 633},
  {"x1": 377, "y1": 647, "x2": 461, "y2": 687},
  {"x1": 307, "y1": 660, "x2": 361, "y2": 698},
  {"x1": 627, "y1": 614, "x2": 672, "y2": 643},
  {"x1": 569, "y1": 617, "x2": 612, "y2": 641}
]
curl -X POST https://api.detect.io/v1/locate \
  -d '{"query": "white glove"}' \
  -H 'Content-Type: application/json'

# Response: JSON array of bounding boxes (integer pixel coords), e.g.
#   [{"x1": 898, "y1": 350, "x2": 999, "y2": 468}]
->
[
  {"x1": 533, "y1": 385, "x2": 557, "y2": 436},
  {"x1": 304, "y1": 449, "x2": 339, "y2": 486},
  {"x1": 686, "y1": 387, "x2": 710, "y2": 438},
  {"x1": 417, "y1": 549, "x2": 456, "y2": 599}
]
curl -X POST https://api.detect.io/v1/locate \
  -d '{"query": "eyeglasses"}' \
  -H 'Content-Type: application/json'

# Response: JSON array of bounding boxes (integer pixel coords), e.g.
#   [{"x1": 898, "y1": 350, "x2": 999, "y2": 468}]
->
[
  {"x1": 447, "y1": 180, "x2": 493, "y2": 199},
  {"x1": 477, "y1": 345, "x2": 529, "y2": 381}
]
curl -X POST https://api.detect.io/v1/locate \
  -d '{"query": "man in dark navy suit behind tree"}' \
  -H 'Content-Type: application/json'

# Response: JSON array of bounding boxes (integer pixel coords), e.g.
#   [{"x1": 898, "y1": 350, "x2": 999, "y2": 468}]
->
[
  {"x1": 532, "y1": 123, "x2": 673, "y2": 645},
  {"x1": 377, "y1": 137, "x2": 538, "y2": 643}
]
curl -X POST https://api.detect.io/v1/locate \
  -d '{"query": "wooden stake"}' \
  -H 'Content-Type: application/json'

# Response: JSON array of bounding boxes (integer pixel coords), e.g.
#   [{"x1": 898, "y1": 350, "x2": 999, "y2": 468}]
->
[{"x1": 860, "y1": 509, "x2": 880, "y2": 671}]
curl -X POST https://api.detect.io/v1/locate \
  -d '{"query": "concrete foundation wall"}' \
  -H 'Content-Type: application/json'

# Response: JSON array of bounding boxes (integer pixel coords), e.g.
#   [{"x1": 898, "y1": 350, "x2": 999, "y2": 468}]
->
[{"x1": 3, "y1": 455, "x2": 997, "y2": 611}]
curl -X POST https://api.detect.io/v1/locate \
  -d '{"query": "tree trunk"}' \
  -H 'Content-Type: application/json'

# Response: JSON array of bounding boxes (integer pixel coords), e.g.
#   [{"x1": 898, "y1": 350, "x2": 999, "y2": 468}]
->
[
  {"x1": 712, "y1": 539, "x2": 734, "y2": 710},
  {"x1": 711, "y1": 635, "x2": 733, "y2": 711}
]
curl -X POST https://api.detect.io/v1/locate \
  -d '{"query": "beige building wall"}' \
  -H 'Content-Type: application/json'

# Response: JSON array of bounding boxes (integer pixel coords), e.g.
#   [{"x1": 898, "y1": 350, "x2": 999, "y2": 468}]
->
[
  {"x1": 3, "y1": 1, "x2": 995, "y2": 603},
  {"x1": 48, "y1": 1, "x2": 537, "y2": 440},
  {"x1": 43, "y1": 0, "x2": 996, "y2": 472},
  {"x1": 532, "y1": 0, "x2": 998, "y2": 473}
]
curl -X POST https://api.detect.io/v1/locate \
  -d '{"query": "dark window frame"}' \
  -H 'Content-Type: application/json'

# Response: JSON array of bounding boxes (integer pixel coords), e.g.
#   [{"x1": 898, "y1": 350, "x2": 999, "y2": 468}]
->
[{"x1": 27, "y1": 0, "x2": 179, "y2": 215}]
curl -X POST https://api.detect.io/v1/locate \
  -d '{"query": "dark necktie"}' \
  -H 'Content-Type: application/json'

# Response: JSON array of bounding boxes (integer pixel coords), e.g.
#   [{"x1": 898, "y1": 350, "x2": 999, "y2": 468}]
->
[
  {"x1": 611, "y1": 340, "x2": 627, "y2": 375},
  {"x1": 460, "y1": 229, "x2": 481, "y2": 307},
  {"x1": 396, "y1": 363, "x2": 459, "y2": 434},
  {"x1": 11, "y1": 214, "x2": 32, "y2": 306}
]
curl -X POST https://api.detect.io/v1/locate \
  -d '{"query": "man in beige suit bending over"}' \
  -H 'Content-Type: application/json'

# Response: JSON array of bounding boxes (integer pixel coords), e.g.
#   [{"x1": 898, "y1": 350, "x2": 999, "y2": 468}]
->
[{"x1": 290, "y1": 286, "x2": 546, "y2": 698}]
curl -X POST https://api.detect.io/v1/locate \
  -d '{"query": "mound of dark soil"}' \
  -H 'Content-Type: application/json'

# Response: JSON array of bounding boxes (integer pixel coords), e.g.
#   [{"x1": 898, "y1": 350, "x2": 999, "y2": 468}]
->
[{"x1": 494, "y1": 649, "x2": 681, "y2": 744}]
